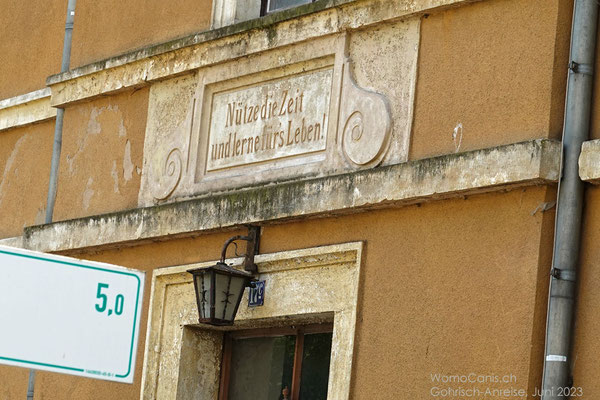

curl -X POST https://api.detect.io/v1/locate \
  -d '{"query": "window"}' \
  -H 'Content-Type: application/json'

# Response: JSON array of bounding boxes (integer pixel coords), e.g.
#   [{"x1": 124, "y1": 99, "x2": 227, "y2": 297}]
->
[
  {"x1": 261, "y1": 0, "x2": 315, "y2": 15},
  {"x1": 219, "y1": 324, "x2": 333, "y2": 400}
]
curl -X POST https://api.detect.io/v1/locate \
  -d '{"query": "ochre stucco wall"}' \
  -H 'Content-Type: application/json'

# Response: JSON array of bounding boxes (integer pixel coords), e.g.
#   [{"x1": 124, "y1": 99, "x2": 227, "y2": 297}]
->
[
  {"x1": 410, "y1": 0, "x2": 572, "y2": 160},
  {"x1": 52, "y1": 88, "x2": 149, "y2": 222},
  {"x1": 571, "y1": 186, "x2": 600, "y2": 397},
  {"x1": 261, "y1": 187, "x2": 556, "y2": 399},
  {"x1": 69, "y1": 0, "x2": 212, "y2": 69},
  {"x1": 0, "y1": 187, "x2": 555, "y2": 399},
  {"x1": 0, "y1": 122, "x2": 54, "y2": 239},
  {"x1": 0, "y1": 0, "x2": 64, "y2": 99},
  {"x1": 0, "y1": 0, "x2": 212, "y2": 101}
]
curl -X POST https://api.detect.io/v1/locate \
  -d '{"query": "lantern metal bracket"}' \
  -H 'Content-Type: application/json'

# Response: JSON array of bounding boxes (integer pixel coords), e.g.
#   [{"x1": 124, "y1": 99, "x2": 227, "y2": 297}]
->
[{"x1": 220, "y1": 225, "x2": 260, "y2": 274}]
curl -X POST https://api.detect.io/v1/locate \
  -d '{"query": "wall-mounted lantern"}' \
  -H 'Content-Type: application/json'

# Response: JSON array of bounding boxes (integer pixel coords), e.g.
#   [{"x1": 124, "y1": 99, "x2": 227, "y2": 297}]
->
[{"x1": 187, "y1": 226, "x2": 260, "y2": 326}]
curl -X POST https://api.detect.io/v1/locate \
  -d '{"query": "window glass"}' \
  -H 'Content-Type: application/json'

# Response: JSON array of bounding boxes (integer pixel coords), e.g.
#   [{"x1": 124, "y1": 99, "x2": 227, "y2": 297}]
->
[
  {"x1": 222, "y1": 325, "x2": 333, "y2": 400},
  {"x1": 228, "y1": 335, "x2": 296, "y2": 399},
  {"x1": 299, "y1": 332, "x2": 333, "y2": 400},
  {"x1": 267, "y1": 0, "x2": 312, "y2": 13}
]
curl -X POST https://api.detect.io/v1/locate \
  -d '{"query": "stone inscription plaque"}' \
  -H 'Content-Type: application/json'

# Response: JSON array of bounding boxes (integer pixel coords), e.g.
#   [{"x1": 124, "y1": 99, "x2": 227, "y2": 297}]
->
[{"x1": 206, "y1": 68, "x2": 333, "y2": 171}]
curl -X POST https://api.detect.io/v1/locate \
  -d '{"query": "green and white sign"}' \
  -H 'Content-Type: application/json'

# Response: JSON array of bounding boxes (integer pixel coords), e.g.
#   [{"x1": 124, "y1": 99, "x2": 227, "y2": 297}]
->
[{"x1": 0, "y1": 245, "x2": 145, "y2": 384}]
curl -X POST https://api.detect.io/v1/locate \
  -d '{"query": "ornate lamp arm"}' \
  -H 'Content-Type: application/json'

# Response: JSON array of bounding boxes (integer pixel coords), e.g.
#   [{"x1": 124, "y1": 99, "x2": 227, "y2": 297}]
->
[{"x1": 219, "y1": 226, "x2": 260, "y2": 273}]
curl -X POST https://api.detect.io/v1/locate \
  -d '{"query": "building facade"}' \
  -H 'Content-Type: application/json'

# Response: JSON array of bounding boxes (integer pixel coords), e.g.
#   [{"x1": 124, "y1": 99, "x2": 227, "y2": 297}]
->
[{"x1": 2, "y1": 0, "x2": 600, "y2": 398}]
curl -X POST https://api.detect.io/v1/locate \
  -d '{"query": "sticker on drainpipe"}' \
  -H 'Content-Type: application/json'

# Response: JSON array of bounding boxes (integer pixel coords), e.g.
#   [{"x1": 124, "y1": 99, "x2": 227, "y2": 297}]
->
[{"x1": 546, "y1": 355, "x2": 567, "y2": 362}]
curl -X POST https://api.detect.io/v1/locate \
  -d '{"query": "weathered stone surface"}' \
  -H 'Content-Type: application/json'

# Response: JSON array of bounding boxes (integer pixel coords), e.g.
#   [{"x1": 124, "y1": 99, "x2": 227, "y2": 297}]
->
[
  {"x1": 139, "y1": 73, "x2": 199, "y2": 202},
  {"x1": 339, "y1": 59, "x2": 391, "y2": 167},
  {"x1": 349, "y1": 19, "x2": 418, "y2": 166},
  {"x1": 0, "y1": 88, "x2": 51, "y2": 109},
  {"x1": 141, "y1": 243, "x2": 362, "y2": 400},
  {"x1": 23, "y1": 139, "x2": 559, "y2": 253},
  {"x1": 0, "y1": 88, "x2": 56, "y2": 131},
  {"x1": 579, "y1": 139, "x2": 600, "y2": 184},
  {"x1": 139, "y1": 30, "x2": 408, "y2": 204},
  {"x1": 0, "y1": 236, "x2": 23, "y2": 248}
]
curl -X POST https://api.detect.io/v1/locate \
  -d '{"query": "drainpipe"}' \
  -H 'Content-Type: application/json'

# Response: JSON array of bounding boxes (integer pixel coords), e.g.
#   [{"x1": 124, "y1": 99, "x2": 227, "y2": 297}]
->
[
  {"x1": 29, "y1": 1, "x2": 77, "y2": 399},
  {"x1": 44, "y1": 0, "x2": 76, "y2": 224},
  {"x1": 541, "y1": 0, "x2": 598, "y2": 399}
]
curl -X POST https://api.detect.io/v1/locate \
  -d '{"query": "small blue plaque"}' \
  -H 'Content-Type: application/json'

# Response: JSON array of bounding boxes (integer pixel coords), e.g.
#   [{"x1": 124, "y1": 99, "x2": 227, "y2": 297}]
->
[{"x1": 248, "y1": 280, "x2": 265, "y2": 307}]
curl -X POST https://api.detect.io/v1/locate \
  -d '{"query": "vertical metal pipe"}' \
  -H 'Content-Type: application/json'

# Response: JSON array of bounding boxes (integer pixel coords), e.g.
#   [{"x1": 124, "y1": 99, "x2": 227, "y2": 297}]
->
[
  {"x1": 542, "y1": 0, "x2": 598, "y2": 399},
  {"x1": 45, "y1": 0, "x2": 76, "y2": 224},
  {"x1": 44, "y1": 107, "x2": 65, "y2": 224},
  {"x1": 31, "y1": 1, "x2": 77, "y2": 398},
  {"x1": 26, "y1": 370, "x2": 35, "y2": 400}
]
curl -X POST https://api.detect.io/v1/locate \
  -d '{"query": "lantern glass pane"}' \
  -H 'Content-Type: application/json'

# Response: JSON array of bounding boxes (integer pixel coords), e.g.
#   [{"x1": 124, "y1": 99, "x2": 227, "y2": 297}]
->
[
  {"x1": 224, "y1": 275, "x2": 246, "y2": 321},
  {"x1": 214, "y1": 272, "x2": 247, "y2": 322},
  {"x1": 203, "y1": 272, "x2": 212, "y2": 319},
  {"x1": 214, "y1": 273, "x2": 230, "y2": 321},
  {"x1": 194, "y1": 272, "x2": 212, "y2": 319}
]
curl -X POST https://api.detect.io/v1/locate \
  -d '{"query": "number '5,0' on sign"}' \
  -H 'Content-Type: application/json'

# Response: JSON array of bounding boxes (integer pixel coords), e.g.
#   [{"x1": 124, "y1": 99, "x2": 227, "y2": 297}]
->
[{"x1": 0, "y1": 245, "x2": 145, "y2": 384}]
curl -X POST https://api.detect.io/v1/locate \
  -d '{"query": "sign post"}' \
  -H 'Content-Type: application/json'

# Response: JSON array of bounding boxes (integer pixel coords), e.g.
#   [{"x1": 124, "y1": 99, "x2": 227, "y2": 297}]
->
[{"x1": 0, "y1": 245, "x2": 145, "y2": 384}]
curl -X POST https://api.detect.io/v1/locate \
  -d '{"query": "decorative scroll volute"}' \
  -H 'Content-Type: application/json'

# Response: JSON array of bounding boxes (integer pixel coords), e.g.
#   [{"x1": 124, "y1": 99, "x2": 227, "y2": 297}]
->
[
  {"x1": 338, "y1": 59, "x2": 392, "y2": 168},
  {"x1": 152, "y1": 148, "x2": 183, "y2": 201},
  {"x1": 150, "y1": 97, "x2": 196, "y2": 202}
]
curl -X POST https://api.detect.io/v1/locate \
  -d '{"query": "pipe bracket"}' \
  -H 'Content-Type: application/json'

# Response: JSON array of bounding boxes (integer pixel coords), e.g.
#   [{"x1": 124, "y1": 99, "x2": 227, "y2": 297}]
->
[
  {"x1": 569, "y1": 61, "x2": 593, "y2": 76},
  {"x1": 551, "y1": 268, "x2": 577, "y2": 282}
]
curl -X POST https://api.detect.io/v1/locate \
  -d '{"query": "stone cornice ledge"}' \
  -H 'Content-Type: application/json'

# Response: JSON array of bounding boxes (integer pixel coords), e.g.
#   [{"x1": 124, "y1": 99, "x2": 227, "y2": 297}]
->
[
  {"x1": 46, "y1": 0, "x2": 482, "y2": 107},
  {"x1": 579, "y1": 139, "x2": 600, "y2": 184},
  {"x1": 0, "y1": 88, "x2": 56, "y2": 131},
  {"x1": 0, "y1": 236, "x2": 24, "y2": 248},
  {"x1": 23, "y1": 139, "x2": 559, "y2": 253}
]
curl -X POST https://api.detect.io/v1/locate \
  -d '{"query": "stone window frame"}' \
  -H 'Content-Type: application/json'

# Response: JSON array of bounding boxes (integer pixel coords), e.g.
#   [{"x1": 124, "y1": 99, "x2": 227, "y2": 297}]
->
[
  {"x1": 211, "y1": 0, "x2": 262, "y2": 29},
  {"x1": 211, "y1": 0, "x2": 315, "y2": 28},
  {"x1": 140, "y1": 242, "x2": 363, "y2": 400}
]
